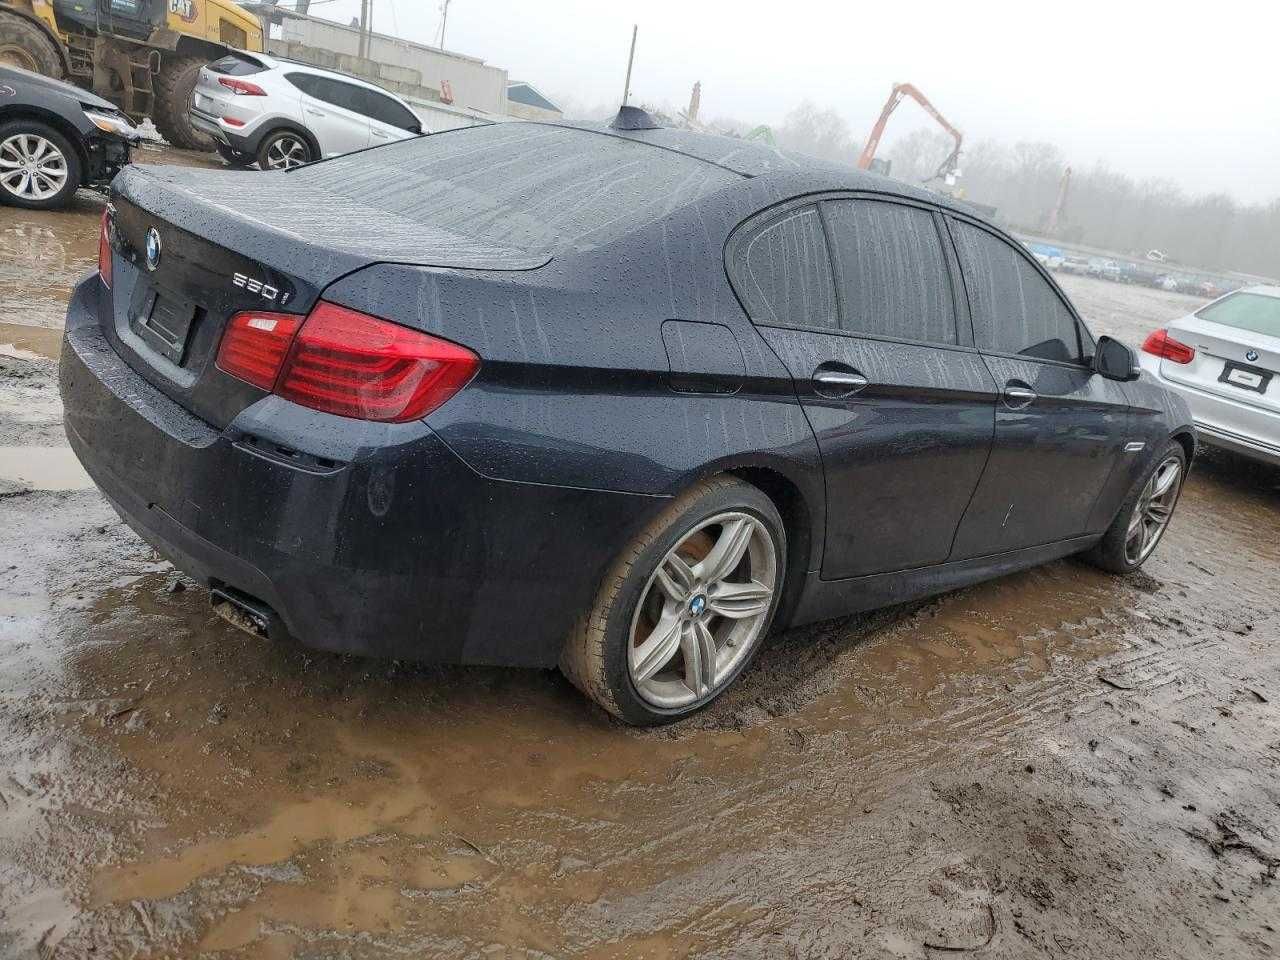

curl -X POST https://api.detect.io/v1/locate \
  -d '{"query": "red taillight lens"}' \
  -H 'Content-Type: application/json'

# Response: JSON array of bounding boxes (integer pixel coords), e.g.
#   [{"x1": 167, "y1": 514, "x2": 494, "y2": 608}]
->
[
  {"x1": 217, "y1": 76, "x2": 266, "y2": 96},
  {"x1": 216, "y1": 311, "x2": 305, "y2": 390},
  {"x1": 221, "y1": 115, "x2": 246, "y2": 127},
  {"x1": 97, "y1": 207, "x2": 112, "y2": 289},
  {"x1": 276, "y1": 303, "x2": 479, "y2": 423},
  {"x1": 1141, "y1": 328, "x2": 1195, "y2": 364}
]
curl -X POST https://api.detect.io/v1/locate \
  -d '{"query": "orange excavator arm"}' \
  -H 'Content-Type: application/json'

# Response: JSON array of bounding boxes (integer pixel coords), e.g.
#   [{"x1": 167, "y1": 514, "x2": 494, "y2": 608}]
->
[{"x1": 857, "y1": 82, "x2": 963, "y2": 181}]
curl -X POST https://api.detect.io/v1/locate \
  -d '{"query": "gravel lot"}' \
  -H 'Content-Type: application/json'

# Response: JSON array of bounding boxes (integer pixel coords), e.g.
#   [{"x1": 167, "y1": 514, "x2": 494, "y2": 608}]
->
[{"x1": 2, "y1": 163, "x2": 1278, "y2": 959}]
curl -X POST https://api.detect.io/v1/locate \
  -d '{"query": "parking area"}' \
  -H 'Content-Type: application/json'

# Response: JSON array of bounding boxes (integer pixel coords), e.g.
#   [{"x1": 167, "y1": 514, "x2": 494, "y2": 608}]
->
[{"x1": 2, "y1": 158, "x2": 1279, "y2": 959}]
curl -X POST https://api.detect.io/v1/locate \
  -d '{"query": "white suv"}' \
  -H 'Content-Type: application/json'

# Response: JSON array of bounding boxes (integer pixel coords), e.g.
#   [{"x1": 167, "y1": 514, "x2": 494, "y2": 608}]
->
[{"x1": 190, "y1": 52, "x2": 425, "y2": 170}]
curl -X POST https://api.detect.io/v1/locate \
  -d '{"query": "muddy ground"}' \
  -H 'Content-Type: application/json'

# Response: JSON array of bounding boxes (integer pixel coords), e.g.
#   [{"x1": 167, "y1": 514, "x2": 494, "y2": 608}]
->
[{"x1": 2, "y1": 160, "x2": 1279, "y2": 959}]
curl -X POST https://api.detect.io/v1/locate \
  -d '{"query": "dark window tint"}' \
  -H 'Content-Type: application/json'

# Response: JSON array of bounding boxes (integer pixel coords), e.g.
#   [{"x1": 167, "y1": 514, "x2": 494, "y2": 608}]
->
[
  {"x1": 739, "y1": 207, "x2": 837, "y2": 329},
  {"x1": 208, "y1": 53, "x2": 265, "y2": 76},
  {"x1": 952, "y1": 221, "x2": 1084, "y2": 364},
  {"x1": 362, "y1": 90, "x2": 419, "y2": 131},
  {"x1": 284, "y1": 72, "x2": 319, "y2": 97},
  {"x1": 288, "y1": 74, "x2": 367, "y2": 113},
  {"x1": 824, "y1": 199, "x2": 956, "y2": 344}
]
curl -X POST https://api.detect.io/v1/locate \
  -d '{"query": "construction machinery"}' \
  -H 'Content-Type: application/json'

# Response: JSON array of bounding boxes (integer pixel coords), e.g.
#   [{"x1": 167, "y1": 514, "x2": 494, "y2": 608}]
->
[
  {"x1": 857, "y1": 82, "x2": 962, "y2": 185},
  {"x1": 0, "y1": 0, "x2": 263, "y2": 149}
]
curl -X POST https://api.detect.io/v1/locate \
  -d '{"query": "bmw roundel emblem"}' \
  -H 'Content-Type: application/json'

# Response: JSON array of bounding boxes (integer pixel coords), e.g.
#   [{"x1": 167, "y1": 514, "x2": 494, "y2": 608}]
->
[
  {"x1": 1246, "y1": 350, "x2": 1259, "y2": 363},
  {"x1": 145, "y1": 227, "x2": 162, "y2": 271}
]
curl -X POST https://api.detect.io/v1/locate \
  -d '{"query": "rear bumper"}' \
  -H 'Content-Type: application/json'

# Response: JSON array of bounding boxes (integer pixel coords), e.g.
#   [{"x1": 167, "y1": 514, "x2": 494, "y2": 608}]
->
[
  {"x1": 1139, "y1": 354, "x2": 1280, "y2": 467},
  {"x1": 189, "y1": 106, "x2": 262, "y2": 155},
  {"x1": 59, "y1": 274, "x2": 661, "y2": 667}
]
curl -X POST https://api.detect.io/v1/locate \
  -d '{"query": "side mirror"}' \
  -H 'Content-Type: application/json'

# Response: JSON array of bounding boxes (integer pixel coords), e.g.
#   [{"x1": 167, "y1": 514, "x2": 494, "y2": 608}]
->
[{"x1": 1093, "y1": 336, "x2": 1140, "y2": 381}]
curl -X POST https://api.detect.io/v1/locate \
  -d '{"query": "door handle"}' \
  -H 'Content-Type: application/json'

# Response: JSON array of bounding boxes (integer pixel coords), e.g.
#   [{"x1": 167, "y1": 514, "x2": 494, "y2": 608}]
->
[
  {"x1": 371, "y1": 130, "x2": 391, "y2": 139},
  {"x1": 1003, "y1": 385, "x2": 1037, "y2": 408},
  {"x1": 305, "y1": 107, "x2": 325, "y2": 116},
  {"x1": 812, "y1": 365, "x2": 869, "y2": 398}
]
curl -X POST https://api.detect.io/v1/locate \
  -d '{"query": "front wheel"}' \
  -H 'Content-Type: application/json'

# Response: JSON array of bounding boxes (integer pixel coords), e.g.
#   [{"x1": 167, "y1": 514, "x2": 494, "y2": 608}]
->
[
  {"x1": 1084, "y1": 441, "x2": 1186, "y2": 574},
  {"x1": 561, "y1": 477, "x2": 786, "y2": 725},
  {"x1": 0, "y1": 121, "x2": 81, "y2": 210}
]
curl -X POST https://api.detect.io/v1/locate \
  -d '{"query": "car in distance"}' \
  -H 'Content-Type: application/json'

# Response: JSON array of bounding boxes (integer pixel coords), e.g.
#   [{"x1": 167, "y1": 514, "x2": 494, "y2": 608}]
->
[
  {"x1": 60, "y1": 112, "x2": 1196, "y2": 725},
  {"x1": 1139, "y1": 286, "x2": 1279, "y2": 466},
  {"x1": 189, "y1": 51, "x2": 424, "y2": 170},
  {"x1": 0, "y1": 64, "x2": 136, "y2": 210}
]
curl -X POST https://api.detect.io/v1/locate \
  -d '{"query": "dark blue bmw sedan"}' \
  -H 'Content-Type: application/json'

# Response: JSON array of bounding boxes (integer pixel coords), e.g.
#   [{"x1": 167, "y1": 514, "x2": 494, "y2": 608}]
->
[{"x1": 60, "y1": 110, "x2": 1194, "y2": 724}]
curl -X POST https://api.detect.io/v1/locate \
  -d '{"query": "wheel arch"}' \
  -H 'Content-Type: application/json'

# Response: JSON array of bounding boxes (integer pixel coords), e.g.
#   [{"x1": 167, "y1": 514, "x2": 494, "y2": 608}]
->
[
  {"x1": 1169, "y1": 428, "x2": 1196, "y2": 465},
  {"x1": 254, "y1": 122, "x2": 321, "y2": 163},
  {"x1": 0, "y1": 107, "x2": 89, "y2": 183}
]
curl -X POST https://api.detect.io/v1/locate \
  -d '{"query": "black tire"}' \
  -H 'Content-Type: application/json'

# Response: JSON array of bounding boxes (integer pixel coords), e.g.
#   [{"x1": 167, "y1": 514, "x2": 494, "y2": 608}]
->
[
  {"x1": 0, "y1": 119, "x2": 82, "y2": 210},
  {"x1": 0, "y1": 12, "x2": 64, "y2": 78},
  {"x1": 152, "y1": 55, "x2": 214, "y2": 151},
  {"x1": 1084, "y1": 440, "x2": 1187, "y2": 575},
  {"x1": 215, "y1": 143, "x2": 253, "y2": 167},
  {"x1": 255, "y1": 129, "x2": 314, "y2": 171},
  {"x1": 560, "y1": 476, "x2": 787, "y2": 725}
]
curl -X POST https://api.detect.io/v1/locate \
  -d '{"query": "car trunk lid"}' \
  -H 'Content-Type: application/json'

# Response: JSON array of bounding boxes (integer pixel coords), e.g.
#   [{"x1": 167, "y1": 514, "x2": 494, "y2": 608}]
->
[{"x1": 1161, "y1": 312, "x2": 1280, "y2": 415}]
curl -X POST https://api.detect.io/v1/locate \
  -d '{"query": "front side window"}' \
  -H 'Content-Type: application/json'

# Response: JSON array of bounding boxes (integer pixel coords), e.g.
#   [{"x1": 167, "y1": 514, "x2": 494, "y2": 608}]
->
[
  {"x1": 952, "y1": 221, "x2": 1085, "y2": 364},
  {"x1": 823, "y1": 198, "x2": 956, "y2": 345},
  {"x1": 738, "y1": 206, "x2": 837, "y2": 329}
]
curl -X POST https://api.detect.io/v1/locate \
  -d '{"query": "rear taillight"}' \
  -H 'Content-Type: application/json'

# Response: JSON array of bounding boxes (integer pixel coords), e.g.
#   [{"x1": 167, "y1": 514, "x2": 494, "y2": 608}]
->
[
  {"x1": 216, "y1": 312, "x2": 304, "y2": 390},
  {"x1": 217, "y1": 76, "x2": 266, "y2": 96},
  {"x1": 216, "y1": 302, "x2": 479, "y2": 423},
  {"x1": 221, "y1": 116, "x2": 246, "y2": 127},
  {"x1": 1141, "y1": 328, "x2": 1195, "y2": 365},
  {"x1": 97, "y1": 207, "x2": 112, "y2": 289}
]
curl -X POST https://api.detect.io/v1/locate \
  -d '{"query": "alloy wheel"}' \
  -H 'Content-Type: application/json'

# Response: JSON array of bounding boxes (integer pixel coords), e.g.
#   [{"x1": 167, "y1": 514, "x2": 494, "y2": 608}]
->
[
  {"x1": 627, "y1": 512, "x2": 777, "y2": 709},
  {"x1": 0, "y1": 133, "x2": 69, "y2": 202},
  {"x1": 264, "y1": 135, "x2": 309, "y2": 170},
  {"x1": 1124, "y1": 456, "x2": 1181, "y2": 565}
]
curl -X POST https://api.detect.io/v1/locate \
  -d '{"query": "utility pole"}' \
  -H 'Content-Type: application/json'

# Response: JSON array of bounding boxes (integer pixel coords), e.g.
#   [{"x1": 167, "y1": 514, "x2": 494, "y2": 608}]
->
[
  {"x1": 437, "y1": 0, "x2": 451, "y2": 49},
  {"x1": 621, "y1": 24, "x2": 637, "y2": 106},
  {"x1": 358, "y1": 0, "x2": 369, "y2": 58}
]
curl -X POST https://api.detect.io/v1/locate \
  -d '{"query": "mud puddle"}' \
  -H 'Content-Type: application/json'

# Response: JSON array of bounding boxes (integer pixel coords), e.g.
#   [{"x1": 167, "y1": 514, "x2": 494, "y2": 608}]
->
[{"x1": 0, "y1": 446, "x2": 92, "y2": 492}]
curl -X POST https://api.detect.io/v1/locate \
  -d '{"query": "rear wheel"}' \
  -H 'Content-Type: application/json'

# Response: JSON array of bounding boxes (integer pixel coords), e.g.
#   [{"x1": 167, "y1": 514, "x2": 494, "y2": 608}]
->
[
  {"x1": 152, "y1": 55, "x2": 214, "y2": 151},
  {"x1": 256, "y1": 130, "x2": 313, "y2": 171},
  {"x1": 0, "y1": 120, "x2": 81, "y2": 210},
  {"x1": 0, "y1": 13, "x2": 63, "y2": 78},
  {"x1": 561, "y1": 477, "x2": 786, "y2": 725},
  {"x1": 1084, "y1": 441, "x2": 1186, "y2": 574}
]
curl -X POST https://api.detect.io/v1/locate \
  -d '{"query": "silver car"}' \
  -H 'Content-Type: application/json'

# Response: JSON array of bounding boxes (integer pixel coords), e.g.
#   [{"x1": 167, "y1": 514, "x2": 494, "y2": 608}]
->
[
  {"x1": 189, "y1": 51, "x2": 424, "y2": 170},
  {"x1": 1139, "y1": 285, "x2": 1280, "y2": 466}
]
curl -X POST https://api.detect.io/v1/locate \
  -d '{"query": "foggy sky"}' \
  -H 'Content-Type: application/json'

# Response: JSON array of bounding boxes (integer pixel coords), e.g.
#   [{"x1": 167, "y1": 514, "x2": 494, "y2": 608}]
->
[{"x1": 315, "y1": 0, "x2": 1280, "y2": 205}]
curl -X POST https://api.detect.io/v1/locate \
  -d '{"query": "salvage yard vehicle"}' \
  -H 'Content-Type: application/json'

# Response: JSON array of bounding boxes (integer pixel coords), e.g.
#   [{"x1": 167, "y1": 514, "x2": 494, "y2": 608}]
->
[
  {"x1": 0, "y1": 0, "x2": 264, "y2": 150},
  {"x1": 1139, "y1": 286, "x2": 1280, "y2": 466},
  {"x1": 0, "y1": 64, "x2": 135, "y2": 209},
  {"x1": 189, "y1": 51, "x2": 424, "y2": 169},
  {"x1": 59, "y1": 112, "x2": 1196, "y2": 725}
]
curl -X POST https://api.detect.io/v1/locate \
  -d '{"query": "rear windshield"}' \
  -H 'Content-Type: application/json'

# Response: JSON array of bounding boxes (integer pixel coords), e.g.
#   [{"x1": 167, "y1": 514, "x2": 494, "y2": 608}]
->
[
  {"x1": 207, "y1": 53, "x2": 265, "y2": 76},
  {"x1": 1196, "y1": 292, "x2": 1280, "y2": 339},
  {"x1": 296, "y1": 122, "x2": 740, "y2": 260}
]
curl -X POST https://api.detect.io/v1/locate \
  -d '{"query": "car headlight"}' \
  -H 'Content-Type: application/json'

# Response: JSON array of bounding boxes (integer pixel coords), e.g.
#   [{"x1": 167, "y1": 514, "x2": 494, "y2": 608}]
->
[{"x1": 83, "y1": 109, "x2": 139, "y2": 139}]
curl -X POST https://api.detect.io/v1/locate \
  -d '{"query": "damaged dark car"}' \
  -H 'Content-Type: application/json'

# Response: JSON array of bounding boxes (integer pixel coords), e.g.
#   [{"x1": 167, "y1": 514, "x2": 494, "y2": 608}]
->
[
  {"x1": 0, "y1": 63, "x2": 136, "y2": 210},
  {"x1": 59, "y1": 111, "x2": 1195, "y2": 724}
]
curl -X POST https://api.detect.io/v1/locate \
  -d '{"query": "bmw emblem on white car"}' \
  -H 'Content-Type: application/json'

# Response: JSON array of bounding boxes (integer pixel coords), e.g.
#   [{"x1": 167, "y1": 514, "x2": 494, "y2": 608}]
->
[
  {"x1": 1246, "y1": 350, "x2": 1259, "y2": 363},
  {"x1": 145, "y1": 227, "x2": 162, "y2": 271}
]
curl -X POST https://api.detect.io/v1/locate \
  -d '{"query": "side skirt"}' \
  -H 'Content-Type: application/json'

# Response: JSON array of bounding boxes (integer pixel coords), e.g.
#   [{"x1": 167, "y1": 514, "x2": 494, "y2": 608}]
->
[{"x1": 786, "y1": 534, "x2": 1103, "y2": 627}]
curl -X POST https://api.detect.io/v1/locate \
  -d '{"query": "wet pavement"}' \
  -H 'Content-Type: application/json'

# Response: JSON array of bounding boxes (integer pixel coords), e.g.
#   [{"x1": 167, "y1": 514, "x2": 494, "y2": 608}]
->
[{"x1": 2, "y1": 159, "x2": 1279, "y2": 959}]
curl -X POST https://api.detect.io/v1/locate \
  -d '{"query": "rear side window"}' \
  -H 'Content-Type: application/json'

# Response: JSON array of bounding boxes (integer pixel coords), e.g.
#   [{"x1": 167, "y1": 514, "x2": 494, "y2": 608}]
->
[
  {"x1": 288, "y1": 74, "x2": 366, "y2": 113},
  {"x1": 738, "y1": 207, "x2": 838, "y2": 329},
  {"x1": 1195, "y1": 292, "x2": 1280, "y2": 338},
  {"x1": 952, "y1": 221, "x2": 1085, "y2": 364},
  {"x1": 823, "y1": 199, "x2": 956, "y2": 345},
  {"x1": 208, "y1": 54, "x2": 265, "y2": 76},
  {"x1": 361, "y1": 90, "x2": 420, "y2": 131}
]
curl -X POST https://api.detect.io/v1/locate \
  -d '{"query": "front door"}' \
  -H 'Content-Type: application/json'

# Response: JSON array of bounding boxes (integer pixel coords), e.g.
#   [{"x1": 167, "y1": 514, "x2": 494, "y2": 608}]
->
[
  {"x1": 733, "y1": 197, "x2": 997, "y2": 580},
  {"x1": 946, "y1": 218, "x2": 1131, "y2": 557}
]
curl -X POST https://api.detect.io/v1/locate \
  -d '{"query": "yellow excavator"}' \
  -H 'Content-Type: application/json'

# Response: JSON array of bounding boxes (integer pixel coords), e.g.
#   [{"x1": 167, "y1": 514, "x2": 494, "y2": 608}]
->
[{"x1": 0, "y1": 0, "x2": 263, "y2": 150}]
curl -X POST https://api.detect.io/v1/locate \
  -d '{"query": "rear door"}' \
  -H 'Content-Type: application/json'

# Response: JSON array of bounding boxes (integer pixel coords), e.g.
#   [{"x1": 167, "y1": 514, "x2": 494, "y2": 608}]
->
[
  {"x1": 946, "y1": 217, "x2": 1131, "y2": 557},
  {"x1": 289, "y1": 74, "x2": 372, "y2": 156},
  {"x1": 734, "y1": 196, "x2": 998, "y2": 580},
  {"x1": 358, "y1": 87, "x2": 422, "y2": 145}
]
